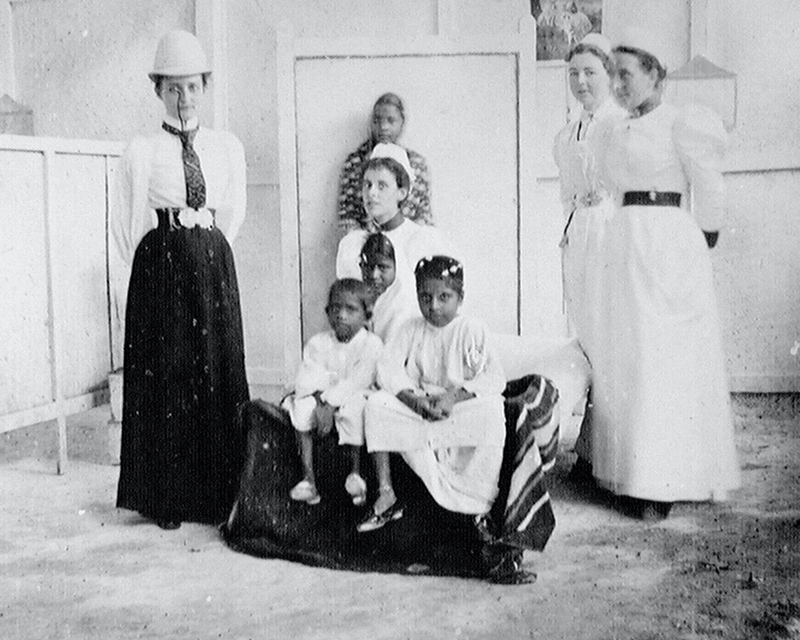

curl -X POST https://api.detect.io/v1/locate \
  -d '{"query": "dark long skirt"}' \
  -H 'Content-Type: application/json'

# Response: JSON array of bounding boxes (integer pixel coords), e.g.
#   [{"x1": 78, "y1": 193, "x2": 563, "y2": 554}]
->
[{"x1": 116, "y1": 222, "x2": 249, "y2": 525}]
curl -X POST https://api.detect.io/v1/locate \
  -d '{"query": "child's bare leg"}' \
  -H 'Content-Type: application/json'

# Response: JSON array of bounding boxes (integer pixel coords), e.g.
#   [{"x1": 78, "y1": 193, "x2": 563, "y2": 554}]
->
[
  {"x1": 348, "y1": 445, "x2": 361, "y2": 476},
  {"x1": 373, "y1": 451, "x2": 396, "y2": 513},
  {"x1": 345, "y1": 445, "x2": 367, "y2": 505},
  {"x1": 296, "y1": 430, "x2": 315, "y2": 485}
]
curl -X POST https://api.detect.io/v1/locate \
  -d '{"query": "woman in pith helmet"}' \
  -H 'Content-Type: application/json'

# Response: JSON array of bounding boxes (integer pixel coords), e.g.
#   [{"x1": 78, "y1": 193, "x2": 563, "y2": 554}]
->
[{"x1": 113, "y1": 30, "x2": 249, "y2": 530}]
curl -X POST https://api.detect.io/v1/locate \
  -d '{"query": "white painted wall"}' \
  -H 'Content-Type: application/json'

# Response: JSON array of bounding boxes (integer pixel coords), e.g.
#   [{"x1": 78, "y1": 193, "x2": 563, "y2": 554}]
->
[{"x1": 2, "y1": 0, "x2": 798, "y2": 393}]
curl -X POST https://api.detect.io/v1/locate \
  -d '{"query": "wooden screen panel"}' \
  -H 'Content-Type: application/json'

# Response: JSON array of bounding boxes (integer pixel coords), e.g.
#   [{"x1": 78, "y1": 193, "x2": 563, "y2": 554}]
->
[
  {"x1": 0, "y1": 150, "x2": 51, "y2": 414},
  {"x1": 51, "y1": 153, "x2": 112, "y2": 397},
  {"x1": 294, "y1": 52, "x2": 520, "y2": 341}
]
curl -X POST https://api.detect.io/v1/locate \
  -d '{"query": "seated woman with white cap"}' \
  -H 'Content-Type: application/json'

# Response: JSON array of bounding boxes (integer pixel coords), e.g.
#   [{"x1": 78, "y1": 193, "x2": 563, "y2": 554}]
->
[
  {"x1": 113, "y1": 30, "x2": 249, "y2": 530},
  {"x1": 338, "y1": 92, "x2": 432, "y2": 232},
  {"x1": 588, "y1": 27, "x2": 740, "y2": 520},
  {"x1": 336, "y1": 143, "x2": 458, "y2": 296}
]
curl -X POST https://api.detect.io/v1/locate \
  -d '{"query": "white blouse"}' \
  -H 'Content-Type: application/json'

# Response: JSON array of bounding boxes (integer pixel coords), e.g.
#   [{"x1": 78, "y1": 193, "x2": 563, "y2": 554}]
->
[
  {"x1": 112, "y1": 115, "x2": 247, "y2": 263},
  {"x1": 552, "y1": 98, "x2": 626, "y2": 218},
  {"x1": 599, "y1": 103, "x2": 728, "y2": 231}
]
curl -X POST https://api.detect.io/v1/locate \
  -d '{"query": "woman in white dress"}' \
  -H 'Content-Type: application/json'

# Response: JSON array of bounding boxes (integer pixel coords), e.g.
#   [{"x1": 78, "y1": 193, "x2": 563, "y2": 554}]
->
[
  {"x1": 590, "y1": 27, "x2": 740, "y2": 520},
  {"x1": 553, "y1": 33, "x2": 625, "y2": 473}
]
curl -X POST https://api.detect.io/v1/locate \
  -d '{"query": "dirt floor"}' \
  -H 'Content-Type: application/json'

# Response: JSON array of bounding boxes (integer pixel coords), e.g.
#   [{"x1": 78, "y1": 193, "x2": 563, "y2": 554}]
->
[{"x1": 1, "y1": 394, "x2": 799, "y2": 640}]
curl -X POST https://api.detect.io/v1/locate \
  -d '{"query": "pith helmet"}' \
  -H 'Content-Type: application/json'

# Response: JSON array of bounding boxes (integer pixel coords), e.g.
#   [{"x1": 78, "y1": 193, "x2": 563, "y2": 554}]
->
[{"x1": 149, "y1": 30, "x2": 211, "y2": 80}]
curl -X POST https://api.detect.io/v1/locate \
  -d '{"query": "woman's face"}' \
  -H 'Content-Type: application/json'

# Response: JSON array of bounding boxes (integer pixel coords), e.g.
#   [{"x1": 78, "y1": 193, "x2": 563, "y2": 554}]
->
[
  {"x1": 613, "y1": 52, "x2": 658, "y2": 112},
  {"x1": 568, "y1": 52, "x2": 611, "y2": 112},
  {"x1": 362, "y1": 167, "x2": 406, "y2": 225},
  {"x1": 360, "y1": 254, "x2": 396, "y2": 296},
  {"x1": 371, "y1": 104, "x2": 404, "y2": 143},
  {"x1": 416, "y1": 278, "x2": 462, "y2": 328},
  {"x1": 157, "y1": 74, "x2": 205, "y2": 123}
]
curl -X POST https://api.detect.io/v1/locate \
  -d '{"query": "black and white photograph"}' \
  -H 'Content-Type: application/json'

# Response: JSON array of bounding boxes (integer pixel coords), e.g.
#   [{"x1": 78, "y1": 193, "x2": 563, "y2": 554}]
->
[{"x1": 1, "y1": 1, "x2": 798, "y2": 639}]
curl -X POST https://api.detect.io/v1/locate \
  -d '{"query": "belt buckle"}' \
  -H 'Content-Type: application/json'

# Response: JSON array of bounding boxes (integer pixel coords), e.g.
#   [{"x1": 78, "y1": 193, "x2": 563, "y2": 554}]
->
[
  {"x1": 648, "y1": 190, "x2": 657, "y2": 203},
  {"x1": 177, "y1": 208, "x2": 214, "y2": 229}
]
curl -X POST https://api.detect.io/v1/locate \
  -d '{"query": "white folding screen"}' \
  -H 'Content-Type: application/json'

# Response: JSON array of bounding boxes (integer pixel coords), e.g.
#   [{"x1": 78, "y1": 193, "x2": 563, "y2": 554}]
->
[{"x1": 278, "y1": 20, "x2": 541, "y2": 374}]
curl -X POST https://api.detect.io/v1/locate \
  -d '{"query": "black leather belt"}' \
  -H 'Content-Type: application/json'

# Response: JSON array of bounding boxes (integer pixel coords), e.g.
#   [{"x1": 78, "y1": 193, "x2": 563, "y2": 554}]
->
[{"x1": 622, "y1": 191, "x2": 682, "y2": 207}]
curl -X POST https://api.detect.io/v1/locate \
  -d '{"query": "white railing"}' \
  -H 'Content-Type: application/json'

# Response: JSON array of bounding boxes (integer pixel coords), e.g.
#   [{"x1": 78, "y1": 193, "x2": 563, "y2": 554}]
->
[{"x1": 0, "y1": 135, "x2": 124, "y2": 473}]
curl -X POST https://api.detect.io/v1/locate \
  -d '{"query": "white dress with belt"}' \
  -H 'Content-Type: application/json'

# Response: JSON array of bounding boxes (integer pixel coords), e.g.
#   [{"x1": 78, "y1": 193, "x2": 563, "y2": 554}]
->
[
  {"x1": 553, "y1": 98, "x2": 626, "y2": 364},
  {"x1": 591, "y1": 103, "x2": 741, "y2": 502}
]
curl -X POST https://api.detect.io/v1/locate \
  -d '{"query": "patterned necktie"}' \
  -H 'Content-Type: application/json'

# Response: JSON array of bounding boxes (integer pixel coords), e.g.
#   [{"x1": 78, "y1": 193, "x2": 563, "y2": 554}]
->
[{"x1": 162, "y1": 122, "x2": 206, "y2": 210}]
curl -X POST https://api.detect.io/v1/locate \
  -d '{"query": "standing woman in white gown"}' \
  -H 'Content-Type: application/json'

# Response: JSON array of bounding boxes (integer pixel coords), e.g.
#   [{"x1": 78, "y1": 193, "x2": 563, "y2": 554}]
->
[
  {"x1": 590, "y1": 27, "x2": 740, "y2": 520},
  {"x1": 553, "y1": 33, "x2": 625, "y2": 473}
]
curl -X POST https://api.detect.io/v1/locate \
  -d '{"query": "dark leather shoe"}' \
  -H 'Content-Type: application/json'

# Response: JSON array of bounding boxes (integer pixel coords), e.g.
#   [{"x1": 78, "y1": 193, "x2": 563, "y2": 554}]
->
[
  {"x1": 640, "y1": 501, "x2": 672, "y2": 522},
  {"x1": 567, "y1": 457, "x2": 594, "y2": 484},
  {"x1": 156, "y1": 520, "x2": 181, "y2": 530}
]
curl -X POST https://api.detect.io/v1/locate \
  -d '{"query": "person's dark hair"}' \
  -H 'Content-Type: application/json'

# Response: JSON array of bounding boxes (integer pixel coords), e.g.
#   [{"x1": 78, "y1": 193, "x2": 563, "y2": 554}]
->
[
  {"x1": 362, "y1": 156, "x2": 411, "y2": 193},
  {"x1": 373, "y1": 92, "x2": 405, "y2": 121},
  {"x1": 327, "y1": 278, "x2": 375, "y2": 320},
  {"x1": 152, "y1": 72, "x2": 211, "y2": 95},
  {"x1": 414, "y1": 255, "x2": 464, "y2": 298},
  {"x1": 566, "y1": 43, "x2": 614, "y2": 76},
  {"x1": 360, "y1": 233, "x2": 396, "y2": 266},
  {"x1": 614, "y1": 46, "x2": 667, "y2": 85}
]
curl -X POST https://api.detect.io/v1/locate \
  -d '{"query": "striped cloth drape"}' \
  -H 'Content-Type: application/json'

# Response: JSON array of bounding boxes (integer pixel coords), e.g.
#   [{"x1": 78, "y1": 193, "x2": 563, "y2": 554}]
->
[{"x1": 495, "y1": 374, "x2": 560, "y2": 551}]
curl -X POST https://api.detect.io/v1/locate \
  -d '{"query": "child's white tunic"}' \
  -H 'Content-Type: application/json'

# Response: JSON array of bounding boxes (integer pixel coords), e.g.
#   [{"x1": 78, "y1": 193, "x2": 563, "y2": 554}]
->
[
  {"x1": 365, "y1": 316, "x2": 507, "y2": 514},
  {"x1": 283, "y1": 327, "x2": 383, "y2": 446}
]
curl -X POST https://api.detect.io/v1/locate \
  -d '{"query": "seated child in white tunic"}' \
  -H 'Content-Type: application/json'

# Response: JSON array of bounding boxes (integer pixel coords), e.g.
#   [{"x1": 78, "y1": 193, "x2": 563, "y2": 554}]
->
[
  {"x1": 358, "y1": 255, "x2": 507, "y2": 532},
  {"x1": 282, "y1": 279, "x2": 383, "y2": 506},
  {"x1": 359, "y1": 232, "x2": 420, "y2": 345}
]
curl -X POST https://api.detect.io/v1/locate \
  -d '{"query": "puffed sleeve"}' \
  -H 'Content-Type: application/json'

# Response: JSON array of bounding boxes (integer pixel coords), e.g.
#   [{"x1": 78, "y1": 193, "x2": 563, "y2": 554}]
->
[
  {"x1": 111, "y1": 137, "x2": 155, "y2": 265},
  {"x1": 457, "y1": 318, "x2": 506, "y2": 397},
  {"x1": 219, "y1": 133, "x2": 247, "y2": 244},
  {"x1": 674, "y1": 105, "x2": 728, "y2": 231}
]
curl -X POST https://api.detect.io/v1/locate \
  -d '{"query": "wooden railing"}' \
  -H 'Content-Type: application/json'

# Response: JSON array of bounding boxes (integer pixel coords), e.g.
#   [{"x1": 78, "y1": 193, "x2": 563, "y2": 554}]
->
[{"x1": 0, "y1": 135, "x2": 124, "y2": 473}]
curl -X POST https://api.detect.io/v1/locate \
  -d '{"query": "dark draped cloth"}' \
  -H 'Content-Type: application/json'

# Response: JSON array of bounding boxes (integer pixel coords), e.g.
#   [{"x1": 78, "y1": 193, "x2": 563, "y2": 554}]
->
[
  {"x1": 116, "y1": 219, "x2": 249, "y2": 524},
  {"x1": 222, "y1": 375, "x2": 558, "y2": 579}
]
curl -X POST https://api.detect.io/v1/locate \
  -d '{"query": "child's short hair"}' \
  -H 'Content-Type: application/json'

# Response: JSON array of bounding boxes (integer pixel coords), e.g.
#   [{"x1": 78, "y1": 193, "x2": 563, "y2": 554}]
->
[
  {"x1": 327, "y1": 278, "x2": 375, "y2": 320},
  {"x1": 414, "y1": 255, "x2": 464, "y2": 297},
  {"x1": 362, "y1": 156, "x2": 411, "y2": 193},
  {"x1": 359, "y1": 232, "x2": 395, "y2": 266}
]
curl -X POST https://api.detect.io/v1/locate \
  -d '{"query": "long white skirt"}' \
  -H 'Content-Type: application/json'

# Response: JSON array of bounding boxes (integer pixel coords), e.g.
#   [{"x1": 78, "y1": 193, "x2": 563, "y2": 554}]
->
[
  {"x1": 562, "y1": 199, "x2": 614, "y2": 461},
  {"x1": 365, "y1": 391, "x2": 505, "y2": 514},
  {"x1": 562, "y1": 199, "x2": 614, "y2": 364},
  {"x1": 591, "y1": 204, "x2": 741, "y2": 502}
]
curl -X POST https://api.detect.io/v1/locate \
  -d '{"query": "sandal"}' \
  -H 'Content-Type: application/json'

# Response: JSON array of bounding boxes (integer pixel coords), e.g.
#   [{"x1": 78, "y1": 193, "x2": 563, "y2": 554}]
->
[
  {"x1": 345, "y1": 472, "x2": 368, "y2": 506},
  {"x1": 356, "y1": 500, "x2": 404, "y2": 533},
  {"x1": 289, "y1": 480, "x2": 321, "y2": 505}
]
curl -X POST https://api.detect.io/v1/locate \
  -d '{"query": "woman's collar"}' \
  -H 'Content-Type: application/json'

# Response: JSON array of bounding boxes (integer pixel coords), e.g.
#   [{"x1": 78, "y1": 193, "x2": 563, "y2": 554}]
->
[
  {"x1": 163, "y1": 114, "x2": 199, "y2": 131},
  {"x1": 376, "y1": 213, "x2": 405, "y2": 232},
  {"x1": 631, "y1": 93, "x2": 663, "y2": 118}
]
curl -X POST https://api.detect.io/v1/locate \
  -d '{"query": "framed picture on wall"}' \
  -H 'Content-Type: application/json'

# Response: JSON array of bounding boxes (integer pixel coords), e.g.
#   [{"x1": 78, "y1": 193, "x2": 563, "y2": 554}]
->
[{"x1": 531, "y1": 0, "x2": 603, "y2": 61}]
